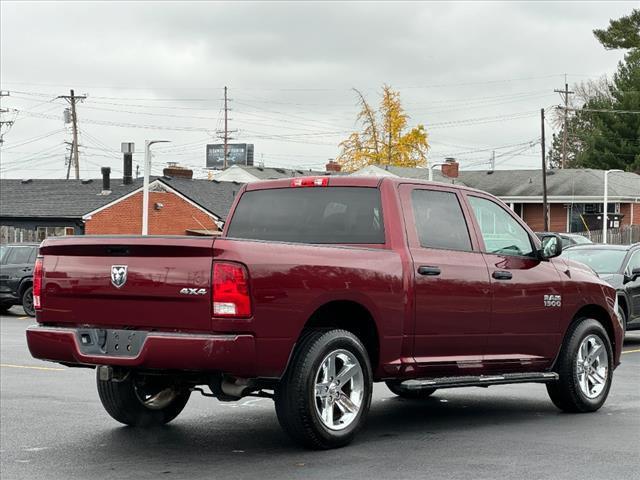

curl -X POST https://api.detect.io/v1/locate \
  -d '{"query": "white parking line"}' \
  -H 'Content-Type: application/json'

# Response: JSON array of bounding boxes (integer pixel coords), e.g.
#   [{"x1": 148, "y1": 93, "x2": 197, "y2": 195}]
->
[{"x1": 0, "y1": 363, "x2": 65, "y2": 371}]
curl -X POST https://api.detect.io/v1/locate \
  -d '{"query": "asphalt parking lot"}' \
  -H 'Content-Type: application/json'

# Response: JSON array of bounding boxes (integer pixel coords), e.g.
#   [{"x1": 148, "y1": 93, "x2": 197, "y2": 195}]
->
[{"x1": 1, "y1": 308, "x2": 639, "y2": 480}]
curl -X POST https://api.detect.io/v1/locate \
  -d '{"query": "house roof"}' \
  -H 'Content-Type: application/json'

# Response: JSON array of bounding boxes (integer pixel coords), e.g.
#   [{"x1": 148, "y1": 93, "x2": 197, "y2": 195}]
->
[
  {"x1": 0, "y1": 178, "x2": 143, "y2": 219},
  {"x1": 160, "y1": 177, "x2": 239, "y2": 220},
  {"x1": 355, "y1": 165, "x2": 639, "y2": 200},
  {"x1": 457, "y1": 169, "x2": 640, "y2": 199},
  {"x1": 353, "y1": 165, "x2": 467, "y2": 185},
  {"x1": 214, "y1": 165, "x2": 338, "y2": 182},
  {"x1": 245, "y1": 166, "x2": 331, "y2": 180},
  {"x1": 0, "y1": 176, "x2": 240, "y2": 220}
]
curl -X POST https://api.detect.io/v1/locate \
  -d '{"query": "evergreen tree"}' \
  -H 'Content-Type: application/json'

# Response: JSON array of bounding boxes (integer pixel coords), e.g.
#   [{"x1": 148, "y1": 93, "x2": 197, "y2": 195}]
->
[{"x1": 549, "y1": 9, "x2": 640, "y2": 172}]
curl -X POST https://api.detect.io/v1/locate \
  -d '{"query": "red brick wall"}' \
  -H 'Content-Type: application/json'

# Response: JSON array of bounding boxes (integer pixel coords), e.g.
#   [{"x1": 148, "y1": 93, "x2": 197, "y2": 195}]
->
[
  {"x1": 522, "y1": 204, "x2": 567, "y2": 232},
  {"x1": 521, "y1": 201, "x2": 639, "y2": 232},
  {"x1": 85, "y1": 191, "x2": 218, "y2": 235},
  {"x1": 620, "y1": 202, "x2": 640, "y2": 226}
]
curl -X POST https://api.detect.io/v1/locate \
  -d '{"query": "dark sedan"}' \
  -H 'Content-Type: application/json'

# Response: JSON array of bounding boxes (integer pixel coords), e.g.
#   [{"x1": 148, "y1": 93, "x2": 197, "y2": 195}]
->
[{"x1": 561, "y1": 243, "x2": 640, "y2": 332}]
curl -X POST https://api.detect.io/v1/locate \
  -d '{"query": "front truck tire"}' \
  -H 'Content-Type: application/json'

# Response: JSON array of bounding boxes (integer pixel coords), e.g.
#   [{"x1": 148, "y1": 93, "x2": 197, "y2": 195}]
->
[
  {"x1": 97, "y1": 371, "x2": 191, "y2": 427},
  {"x1": 547, "y1": 318, "x2": 613, "y2": 413},
  {"x1": 275, "y1": 329, "x2": 373, "y2": 449}
]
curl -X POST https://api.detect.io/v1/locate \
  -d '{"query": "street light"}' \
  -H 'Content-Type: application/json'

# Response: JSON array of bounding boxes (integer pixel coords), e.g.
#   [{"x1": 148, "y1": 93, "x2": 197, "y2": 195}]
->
[
  {"x1": 142, "y1": 139, "x2": 170, "y2": 235},
  {"x1": 602, "y1": 169, "x2": 624, "y2": 244}
]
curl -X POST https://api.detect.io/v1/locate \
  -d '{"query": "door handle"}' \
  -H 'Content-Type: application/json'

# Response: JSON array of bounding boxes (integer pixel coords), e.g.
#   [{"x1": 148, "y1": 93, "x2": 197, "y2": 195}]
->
[
  {"x1": 492, "y1": 270, "x2": 513, "y2": 280},
  {"x1": 418, "y1": 266, "x2": 441, "y2": 276}
]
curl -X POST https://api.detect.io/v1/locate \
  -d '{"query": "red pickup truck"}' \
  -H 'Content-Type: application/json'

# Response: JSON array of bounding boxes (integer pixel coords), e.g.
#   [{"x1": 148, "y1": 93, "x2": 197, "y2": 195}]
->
[{"x1": 27, "y1": 176, "x2": 623, "y2": 449}]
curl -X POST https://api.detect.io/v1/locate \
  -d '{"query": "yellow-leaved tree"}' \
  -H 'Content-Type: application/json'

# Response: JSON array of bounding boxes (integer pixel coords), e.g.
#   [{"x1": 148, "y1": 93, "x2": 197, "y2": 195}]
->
[{"x1": 337, "y1": 85, "x2": 429, "y2": 172}]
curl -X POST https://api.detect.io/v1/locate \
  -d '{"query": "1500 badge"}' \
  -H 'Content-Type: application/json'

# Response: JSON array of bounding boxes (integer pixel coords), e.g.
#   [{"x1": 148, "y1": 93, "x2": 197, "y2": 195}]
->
[
  {"x1": 180, "y1": 288, "x2": 207, "y2": 295},
  {"x1": 544, "y1": 294, "x2": 561, "y2": 307}
]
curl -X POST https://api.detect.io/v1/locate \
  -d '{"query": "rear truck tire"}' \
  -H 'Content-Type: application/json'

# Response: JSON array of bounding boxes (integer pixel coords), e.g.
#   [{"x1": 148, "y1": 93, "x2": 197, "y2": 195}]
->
[
  {"x1": 97, "y1": 371, "x2": 191, "y2": 427},
  {"x1": 385, "y1": 380, "x2": 436, "y2": 399},
  {"x1": 547, "y1": 318, "x2": 613, "y2": 413},
  {"x1": 275, "y1": 329, "x2": 373, "y2": 449},
  {"x1": 21, "y1": 286, "x2": 35, "y2": 317}
]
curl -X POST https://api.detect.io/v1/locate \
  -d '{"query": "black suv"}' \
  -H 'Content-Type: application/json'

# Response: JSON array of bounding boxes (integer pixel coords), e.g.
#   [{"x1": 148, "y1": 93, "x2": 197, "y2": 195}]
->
[{"x1": 0, "y1": 243, "x2": 39, "y2": 316}]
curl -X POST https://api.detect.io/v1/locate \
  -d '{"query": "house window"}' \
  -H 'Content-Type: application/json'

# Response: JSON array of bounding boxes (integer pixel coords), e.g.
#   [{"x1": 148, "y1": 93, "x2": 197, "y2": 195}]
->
[
  {"x1": 511, "y1": 203, "x2": 524, "y2": 218},
  {"x1": 583, "y1": 203, "x2": 618, "y2": 214},
  {"x1": 568, "y1": 203, "x2": 621, "y2": 233},
  {"x1": 37, "y1": 226, "x2": 74, "y2": 241}
]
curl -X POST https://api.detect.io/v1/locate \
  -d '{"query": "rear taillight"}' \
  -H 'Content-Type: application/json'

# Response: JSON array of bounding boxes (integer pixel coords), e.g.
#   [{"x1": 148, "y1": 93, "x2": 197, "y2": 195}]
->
[
  {"x1": 33, "y1": 257, "x2": 43, "y2": 310},
  {"x1": 212, "y1": 262, "x2": 252, "y2": 318}
]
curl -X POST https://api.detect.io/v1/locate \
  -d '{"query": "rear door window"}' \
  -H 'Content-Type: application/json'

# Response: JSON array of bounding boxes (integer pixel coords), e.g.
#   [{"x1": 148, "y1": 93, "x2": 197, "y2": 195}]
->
[
  {"x1": 410, "y1": 189, "x2": 472, "y2": 251},
  {"x1": 226, "y1": 187, "x2": 384, "y2": 244},
  {"x1": 4, "y1": 247, "x2": 33, "y2": 265}
]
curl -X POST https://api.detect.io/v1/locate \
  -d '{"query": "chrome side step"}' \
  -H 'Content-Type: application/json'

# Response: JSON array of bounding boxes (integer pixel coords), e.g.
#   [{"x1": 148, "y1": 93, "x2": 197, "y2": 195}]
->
[{"x1": 401, "y1": 372, "x2": 559, "y2": 390}]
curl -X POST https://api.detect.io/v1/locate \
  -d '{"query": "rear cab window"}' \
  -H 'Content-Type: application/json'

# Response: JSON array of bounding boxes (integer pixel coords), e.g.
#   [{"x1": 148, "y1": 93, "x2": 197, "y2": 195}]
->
[
  {"x1": 226, "y1": 187, "x2": 385, "y2": 245},
  {"x1": 410, "y1": 189, "x2": 473, "y2": 251}
]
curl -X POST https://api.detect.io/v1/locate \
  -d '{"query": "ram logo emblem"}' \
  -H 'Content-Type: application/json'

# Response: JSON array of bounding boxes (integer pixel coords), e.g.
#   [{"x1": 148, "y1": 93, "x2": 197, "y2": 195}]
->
[{"x1": 110, "y1": 265, "x2": 128, "y2": 288}]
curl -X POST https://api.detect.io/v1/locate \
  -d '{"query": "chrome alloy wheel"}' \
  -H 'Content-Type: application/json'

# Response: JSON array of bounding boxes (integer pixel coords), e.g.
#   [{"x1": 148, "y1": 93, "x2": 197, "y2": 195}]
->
[
  {"x1": 314, "y1": 349, "x2": 364, "y2": 431},
  {"x1": 576, "y1": 334, "x2": 609, "y2": 399}
]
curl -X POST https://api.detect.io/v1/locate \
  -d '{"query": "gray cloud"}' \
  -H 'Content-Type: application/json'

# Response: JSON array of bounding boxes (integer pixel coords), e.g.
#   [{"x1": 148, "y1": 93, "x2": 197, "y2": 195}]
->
[{"x1": 0, "y1": 1, "x2": 633, "y2": 178}]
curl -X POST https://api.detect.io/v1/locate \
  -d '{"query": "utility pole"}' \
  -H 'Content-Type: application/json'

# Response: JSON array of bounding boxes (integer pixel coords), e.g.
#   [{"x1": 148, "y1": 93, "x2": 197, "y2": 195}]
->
[
  {"x1": 0, "y1": 90, "x2": 14, "y2": 146},
  {"x1": 57, "y1": 89, "x2": 86, "y2": 179},
  {"x1": 224, "y1": 86, "x2": 229, "y2": 169},
  {"x1": 541, "y1": 108, "x2": 549, "y2": 231},
  {"x1": 217, "y1": 86, "x2": 237, "y2": 169},
  {"x1": 490, "y1": 150, "x2": 495, "y2": 172},
  {"x1": 554, "y1": 80, "x2": 574, "y2": 169}
]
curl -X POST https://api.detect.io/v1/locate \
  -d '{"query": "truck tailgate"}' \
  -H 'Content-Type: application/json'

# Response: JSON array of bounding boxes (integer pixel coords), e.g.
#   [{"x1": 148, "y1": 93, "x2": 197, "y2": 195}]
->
[{"x1": 37, "y1": 236, "x2": 214, "y2": 332}]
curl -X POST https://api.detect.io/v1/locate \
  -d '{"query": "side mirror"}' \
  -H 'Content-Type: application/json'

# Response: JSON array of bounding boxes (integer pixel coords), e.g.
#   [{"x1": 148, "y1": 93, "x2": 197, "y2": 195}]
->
[
  {"x1": 539, "y1": 234, "x2": 562, "y2": 260},
  {"x1": 631, "y1": 267, "x2": 640, "y2": 282}
]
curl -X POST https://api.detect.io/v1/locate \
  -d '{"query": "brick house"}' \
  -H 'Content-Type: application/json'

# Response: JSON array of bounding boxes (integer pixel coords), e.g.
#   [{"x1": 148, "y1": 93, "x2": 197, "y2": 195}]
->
[
  {"x1": 352, "y1": 165, "x2": 640, "y2": 234},
  {"x1": 0, "y1": 172, "x2": 239, "y2": 243}
]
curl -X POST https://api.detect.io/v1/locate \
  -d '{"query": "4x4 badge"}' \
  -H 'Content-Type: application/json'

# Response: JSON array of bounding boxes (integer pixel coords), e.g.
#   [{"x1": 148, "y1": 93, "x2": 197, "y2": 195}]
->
[{"x1": 111, "y1": 265, "x2": 128, "y2": 288}]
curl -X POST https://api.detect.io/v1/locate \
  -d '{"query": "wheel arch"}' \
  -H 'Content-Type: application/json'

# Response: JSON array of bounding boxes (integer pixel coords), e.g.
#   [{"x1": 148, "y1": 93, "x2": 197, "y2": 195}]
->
[
  {"x1": 301, "y1": 300, "x2": 380, "y2": 372},
  {"x1": 616, "y1": 293, "x2": 629, "y2": 319},
  {"x1": 562, "y1": 304, "x2": 618, "y2": 364},
  {"x1": 18, "y1": 277, "x2": 33, "y2": 296}
]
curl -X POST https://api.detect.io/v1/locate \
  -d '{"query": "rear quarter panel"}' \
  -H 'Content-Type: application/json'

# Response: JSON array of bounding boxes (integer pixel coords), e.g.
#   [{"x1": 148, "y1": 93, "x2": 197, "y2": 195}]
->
[{"x1": 212, "y1": 238, "x2": 406, "y2": 378}]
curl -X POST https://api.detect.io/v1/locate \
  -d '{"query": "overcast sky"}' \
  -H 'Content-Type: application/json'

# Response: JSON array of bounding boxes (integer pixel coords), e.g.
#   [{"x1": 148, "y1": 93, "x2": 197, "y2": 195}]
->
[{"x1": 0, "y1": 1, "x2": 634, "y2": 179}]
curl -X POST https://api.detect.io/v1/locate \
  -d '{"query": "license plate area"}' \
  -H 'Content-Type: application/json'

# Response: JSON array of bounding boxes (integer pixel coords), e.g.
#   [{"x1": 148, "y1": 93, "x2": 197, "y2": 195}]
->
[{"x1": 76, "y1": 328, "x2": 147, "y2": 357}]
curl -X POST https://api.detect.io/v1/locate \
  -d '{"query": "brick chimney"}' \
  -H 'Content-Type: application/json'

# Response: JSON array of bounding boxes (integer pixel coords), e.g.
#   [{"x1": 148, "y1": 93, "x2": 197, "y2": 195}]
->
[
  {"x1": 326, "y1": 159, "x2": 342, "y2": 172},
  {"x1": 441, "y1": 158, "x2": 459, "y2": 178},
  {"x1": 163, "y1": 162, "x2": 193, "y2": 179}
]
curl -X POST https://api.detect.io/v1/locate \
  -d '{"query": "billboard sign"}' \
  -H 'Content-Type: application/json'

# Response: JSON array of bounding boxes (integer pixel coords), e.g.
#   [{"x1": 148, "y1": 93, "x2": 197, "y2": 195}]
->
[{"x1": 206, "y1": 143, "x2": 254, "y2": 169}]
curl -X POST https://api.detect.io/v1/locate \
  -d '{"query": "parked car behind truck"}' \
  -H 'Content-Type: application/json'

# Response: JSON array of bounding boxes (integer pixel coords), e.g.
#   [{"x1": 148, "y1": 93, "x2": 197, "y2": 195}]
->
[
  {"x1": 561, "y1": 243, "x2": 640, "y2": 332},
  {"x1": 0, "y1": 243, "x2": 39, "y2": 316},
  {"x1": 26, "y1": 176, "x2": 623, "y2": 449}
]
